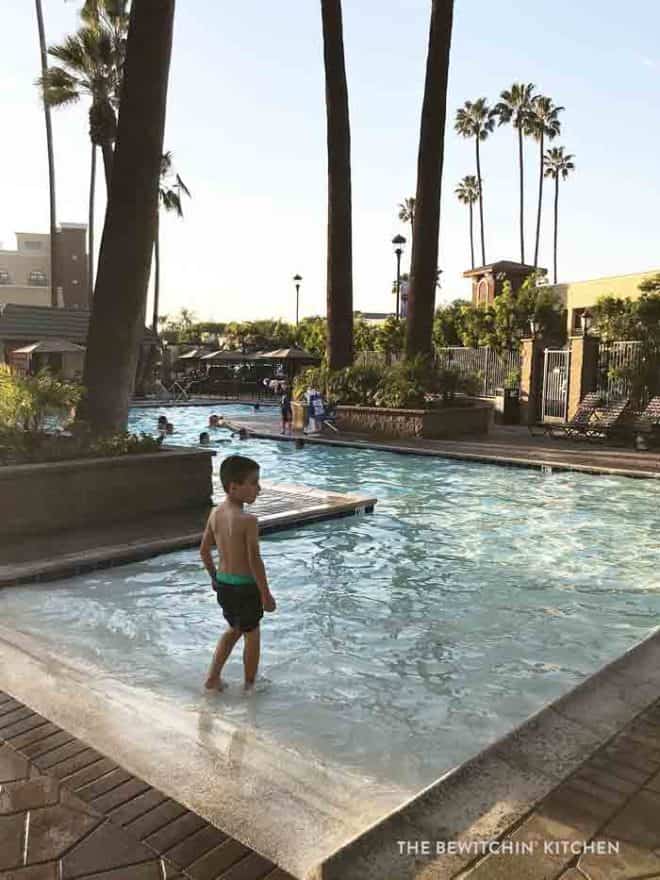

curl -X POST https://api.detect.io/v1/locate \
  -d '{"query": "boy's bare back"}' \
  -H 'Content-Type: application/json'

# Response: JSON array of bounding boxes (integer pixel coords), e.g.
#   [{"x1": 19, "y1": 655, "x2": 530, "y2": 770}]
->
[{"x1": 208, "y1": 501, "x2": 256, "y2": 578}]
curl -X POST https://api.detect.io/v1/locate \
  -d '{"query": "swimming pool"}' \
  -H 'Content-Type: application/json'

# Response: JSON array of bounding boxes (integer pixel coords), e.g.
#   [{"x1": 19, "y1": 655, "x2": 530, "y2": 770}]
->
[{"x1": 3, "y1": 403, "x2": 660, "y2": 796}]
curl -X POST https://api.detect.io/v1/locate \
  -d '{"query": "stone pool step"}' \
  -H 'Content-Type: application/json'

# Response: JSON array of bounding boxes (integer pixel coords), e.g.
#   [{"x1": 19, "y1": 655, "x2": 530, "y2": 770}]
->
[
  {"x1": 0, "y1": 689, "x2": 296, "y2": 880},
  {"x1": 0, "y1": 480, "x2": 376, "y2": 587}
]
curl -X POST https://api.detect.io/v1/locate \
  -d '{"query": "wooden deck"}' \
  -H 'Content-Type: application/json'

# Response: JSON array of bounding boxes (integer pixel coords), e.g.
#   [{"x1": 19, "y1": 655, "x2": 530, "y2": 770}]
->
[{"x1": 0, "y1": 481, "x2": 376, "y2": 587}]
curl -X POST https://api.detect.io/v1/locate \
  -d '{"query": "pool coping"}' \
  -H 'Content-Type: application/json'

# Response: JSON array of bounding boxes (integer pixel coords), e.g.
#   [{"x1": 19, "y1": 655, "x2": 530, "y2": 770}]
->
[
  {"x1": 306, "y1": 625, "x2": 660, "y2": 879},
  {"x1": 0, "y1": 481, "x2": 376, "y2": 587},
  {"x1": 231, "y1": 424, "x2": 660, "y2": 481}
]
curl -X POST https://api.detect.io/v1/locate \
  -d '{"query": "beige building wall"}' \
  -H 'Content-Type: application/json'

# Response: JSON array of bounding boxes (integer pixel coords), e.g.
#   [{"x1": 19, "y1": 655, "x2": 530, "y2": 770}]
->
[
  {"x1": 0, "y1": 286, "x2": 51, "y2": 307},
  {"x1": 546, "y1": 269, "x2": 660, "y2": 335}
]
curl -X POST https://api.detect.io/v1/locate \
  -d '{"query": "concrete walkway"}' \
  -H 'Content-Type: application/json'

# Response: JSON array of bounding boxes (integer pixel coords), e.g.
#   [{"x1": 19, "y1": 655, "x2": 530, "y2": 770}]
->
[{"x1": 230, "y1": 414, "x2": 660, "y2": 480}]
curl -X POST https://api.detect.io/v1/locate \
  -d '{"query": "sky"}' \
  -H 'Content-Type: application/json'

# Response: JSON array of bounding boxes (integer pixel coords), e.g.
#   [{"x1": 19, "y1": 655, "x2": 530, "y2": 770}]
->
[{"x1": 1, "y1": 1, "x2": 659, "y2": 324}]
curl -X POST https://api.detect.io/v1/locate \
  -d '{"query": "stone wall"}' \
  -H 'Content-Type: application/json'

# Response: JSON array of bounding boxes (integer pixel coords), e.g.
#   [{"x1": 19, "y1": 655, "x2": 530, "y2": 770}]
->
[
  {"x1": 335, "y1": 404, "x2": 490, "y2": 439},
  {"x1": 0, "y1": 447, "x2": 213, "y2": 538}
]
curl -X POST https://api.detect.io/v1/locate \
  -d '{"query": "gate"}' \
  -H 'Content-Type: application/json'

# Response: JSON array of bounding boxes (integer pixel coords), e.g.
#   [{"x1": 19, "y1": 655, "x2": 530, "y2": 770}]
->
[{"x1": 542, "y1": 349, "x2": 570, "y2": 422}]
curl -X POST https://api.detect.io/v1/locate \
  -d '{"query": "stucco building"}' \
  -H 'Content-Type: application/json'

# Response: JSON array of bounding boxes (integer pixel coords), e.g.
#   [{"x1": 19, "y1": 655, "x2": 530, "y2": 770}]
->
[{"x1": 0, "y1": 224, "x2": 88, "y2": 310}]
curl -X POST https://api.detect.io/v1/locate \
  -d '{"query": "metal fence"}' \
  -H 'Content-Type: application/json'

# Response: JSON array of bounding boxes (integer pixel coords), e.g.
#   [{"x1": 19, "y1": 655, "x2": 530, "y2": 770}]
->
[
  {"x1": 434, "y1": 347, "x2": 521, "y2": 397},
  {"x1": 597, "y1": 340, "x2": 659, "y2": 405},
  {"x1": 354, "y1": 351, "x2": 403, "y2": 368}
]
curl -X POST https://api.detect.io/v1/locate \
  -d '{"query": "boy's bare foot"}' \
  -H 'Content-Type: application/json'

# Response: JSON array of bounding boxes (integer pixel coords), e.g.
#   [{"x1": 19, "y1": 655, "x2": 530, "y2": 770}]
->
[{"x1": 204, "y1": 677, "x2": 227, "y2": 692}]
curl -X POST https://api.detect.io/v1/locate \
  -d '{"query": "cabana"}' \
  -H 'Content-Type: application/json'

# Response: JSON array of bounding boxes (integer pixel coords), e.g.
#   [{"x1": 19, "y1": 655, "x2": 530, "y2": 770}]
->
[
  {"x1": 256, "y1": 346, "x2": 320, "y2": 382},
  {"x1": 8, "y1": 338, "x2": 85, "y2": 378}
]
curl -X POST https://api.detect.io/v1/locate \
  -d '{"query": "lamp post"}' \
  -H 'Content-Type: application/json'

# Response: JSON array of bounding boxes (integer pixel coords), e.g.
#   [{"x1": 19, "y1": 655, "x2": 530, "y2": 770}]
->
[
  {"x1": 529, "y1": 316, "x2": 539, "y2": 339},
  {"x1": 293, "y1": 274, "x2": 302, "y2": 326},
  {"x1": 392, "y1": 235, "x2": 406, "y2": 320},
  {"x1": 580, "y1": 308, "x2": 592, "y2": 336}
]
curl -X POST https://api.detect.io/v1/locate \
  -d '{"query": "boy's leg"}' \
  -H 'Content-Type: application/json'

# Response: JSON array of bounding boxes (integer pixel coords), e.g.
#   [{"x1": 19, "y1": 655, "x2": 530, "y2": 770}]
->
[
  {"x1": 205, "y1": 626, "x2": 241, "y2": 689},
  {"x1": 243, "y1": 626, "x2": 260, "y2": 688}
]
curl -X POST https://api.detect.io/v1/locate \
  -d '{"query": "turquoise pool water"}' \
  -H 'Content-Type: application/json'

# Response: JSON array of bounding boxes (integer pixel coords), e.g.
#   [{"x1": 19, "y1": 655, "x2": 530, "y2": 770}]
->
[{"x1": 2, "y1": 403, "x2": 660, "y2": 793}]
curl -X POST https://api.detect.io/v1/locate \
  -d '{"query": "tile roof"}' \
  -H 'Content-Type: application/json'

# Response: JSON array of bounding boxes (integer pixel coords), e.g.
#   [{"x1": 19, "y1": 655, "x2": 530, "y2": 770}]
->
[{"x1": 0, "y1": 303, "x2": 154, "y2": 344}]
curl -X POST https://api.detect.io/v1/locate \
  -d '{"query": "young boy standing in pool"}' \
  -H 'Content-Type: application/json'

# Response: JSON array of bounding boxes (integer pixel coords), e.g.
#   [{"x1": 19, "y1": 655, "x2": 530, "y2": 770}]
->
[{"x1": 200, "y1": 455, "x2": 276, "y2": 691}]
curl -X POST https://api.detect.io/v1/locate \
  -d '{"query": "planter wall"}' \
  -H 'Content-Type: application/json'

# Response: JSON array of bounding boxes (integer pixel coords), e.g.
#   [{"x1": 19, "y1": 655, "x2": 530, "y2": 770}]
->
[
  {"x1": 0, "y1": 447, "x2": 213, "y2": 539},
  {"x1": 335, "y1": 403, "x2": 491, "y2": 439}
]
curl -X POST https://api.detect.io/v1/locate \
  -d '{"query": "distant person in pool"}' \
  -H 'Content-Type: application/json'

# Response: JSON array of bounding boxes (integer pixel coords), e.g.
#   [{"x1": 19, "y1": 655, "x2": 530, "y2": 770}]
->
[
  {"x1": 200, "y1": 455, "x2": 276, "y2": 692},
  {"x1": 208, "y1": 414, "x2": 222, "y2": 428},
  {"x1": 199, "y1": 431, "x2": 210, "y2": 445},
  {"x1": 165, "y1": 422, "x2": 175, "y2": 435},
  {"x1": 157, "y1": 415, "x2": 167, "y2": 436}
]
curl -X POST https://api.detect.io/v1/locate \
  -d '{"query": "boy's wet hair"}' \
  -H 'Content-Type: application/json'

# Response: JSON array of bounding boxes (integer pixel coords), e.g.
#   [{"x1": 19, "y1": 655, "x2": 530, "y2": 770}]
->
[{"x1": 220, "y1": 454, "x2": 259, "y2": 492}]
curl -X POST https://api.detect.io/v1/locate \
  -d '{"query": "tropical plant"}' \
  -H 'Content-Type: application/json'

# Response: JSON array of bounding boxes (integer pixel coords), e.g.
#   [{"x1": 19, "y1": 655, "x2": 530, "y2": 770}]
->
[
  {"x1": 0, "y1": 365, "x2": 82, "y2": 432},
  {"x1": 494, "y1": 82, "x2": 536, "y2": 264},
  {"x1": 38, "y1": 0, "x2": 129, "y2": 299},
  {"x1": 153, "y1": 151, "x2": 191, "y2": 332},
  {"x1": 34, "y1": 0, "x2": 58, "y2": 307},
  {"x1": 80, "y1": 0, "x2": 176, "y2": 434},
  {"x1": 321, "y1": 0, "x2": 354, "y2": 370},
  {"x1": 525, "y1": 95, "x2": 563, "y2": 269},
  {"x1": 455, "y1": 175, "x2": 480, "y2": 269},
  {"x1": 406, "y1": 0, "x2": 455, "y2": 359},
  {"x1": 295, "y1": 315, "x2": 327, "y2": 357},
  {"x1": 432, "y1": 299, "x2": 471, "y2": 347},
  {"x1": 353, "y1": 317, "x2": 378, "y2": 352},
  {"x1": 543, "y1": 146, "x2": 575, "y2": 284},
  {"x1": 455, "y1": 97, "x2": 496, "y2": 267}
]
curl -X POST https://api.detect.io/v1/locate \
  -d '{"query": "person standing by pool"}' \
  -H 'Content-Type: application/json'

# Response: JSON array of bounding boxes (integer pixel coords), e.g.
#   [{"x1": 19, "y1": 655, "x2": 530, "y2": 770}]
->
[
  {"x1": 280, "y1": 384, "x2": 293, "y2": 435},
  {"x1": 200, "y1": 455, "x2": 277, "y2": 692},
  {"x1": 304, "y1": 385, "x2": 320, "y2": 434}
]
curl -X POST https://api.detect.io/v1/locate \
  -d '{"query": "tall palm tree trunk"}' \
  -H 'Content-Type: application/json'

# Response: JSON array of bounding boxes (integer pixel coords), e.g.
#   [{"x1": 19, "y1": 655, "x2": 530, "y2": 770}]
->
[
  {"x1": 80, "y1": 0, "x2": 175, "y2": 433},
  {"x1": 518, "y1": 127, "x2": 525, "y2": 263},
  {"x1": 405, "y1": 0, "x2": 454, "y2": 358},
  {"x1": 35, "y1": 0, "x2": 58, "y2": 307},
  {"x1": 553, "y1": 175, "x2": 559, "y2": 284},
  {"x1": 469, "y1": 201, "x2": 475, "y2": 269},
  {"x1": 533, "y1": 132, "x2": 544, "y2": 268},
  {"x1": 88, "y1": 144, "x2": 96, "y2": 303},
  {"x1": 321, "y1": 0, "x2": 353, "y2": 370},
  {"x1": 101, "y1": 140, "x2": 114, "y2": 192},
  {"x1": 475, "y1": 137, "x2": 486, "y2": 265},
  {"x1": 152, "y1": 212, "x2": 160, "y2": 333}
]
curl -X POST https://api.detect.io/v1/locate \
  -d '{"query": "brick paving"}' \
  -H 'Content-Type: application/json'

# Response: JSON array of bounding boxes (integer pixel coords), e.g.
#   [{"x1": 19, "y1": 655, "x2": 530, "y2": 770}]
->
[
  {"x1": 0, "y1": 689, "x2": 295, "y2": 880},
  {"x1": 447, "y1": 698, "x2": 660, "y2": 879}
]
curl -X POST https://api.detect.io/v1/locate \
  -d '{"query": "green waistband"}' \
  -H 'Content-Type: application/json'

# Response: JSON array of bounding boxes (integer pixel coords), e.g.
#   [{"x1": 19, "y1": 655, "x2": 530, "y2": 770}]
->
[{"x1": 216, "y1": 572, "x2": 256, "y2": 586}]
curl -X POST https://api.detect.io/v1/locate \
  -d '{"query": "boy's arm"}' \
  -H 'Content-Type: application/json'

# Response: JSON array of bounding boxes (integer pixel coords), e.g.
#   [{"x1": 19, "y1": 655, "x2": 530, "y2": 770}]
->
[
  {"x1": 245, "y1": 517, "x2": 276, "y2": 611},
  {"x1": 200, "y1": 513, "x2": 217, "y2": 580}
]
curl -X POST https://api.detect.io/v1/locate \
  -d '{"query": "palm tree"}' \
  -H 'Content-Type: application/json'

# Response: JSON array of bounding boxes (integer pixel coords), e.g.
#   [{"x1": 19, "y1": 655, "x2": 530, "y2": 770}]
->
[
  {"x1": 455, "y1": 175, "x2": 480, "y2": 269},
  {"x1": 80, "y1": 0, "x2": 176, "y2": 433},
  {"x1": 398, "y1": 196, "x2": 415, "y2": 236},
  {"x1": 455, "y1": 98, "x2": 496, "y2": 266},
  {"x1": 153, "y1": 151, "x2": 190, "y2": 332},
  {"x1": 526, "y1": 95, "x2": 563, "y2": 269},
  {"x1": 494, "y1": 82, "x2": 536, "y2": 263},
  {"x1": 543, "y1": 146, "x2": 575, "y2": 284},
  {"x1": 38, "y1": 2, "x2": 128, "y2": 300},
  {"x1": 321, "y1": 0, "x2": 353, "y2": 370},
  {"x1": 405, "y1": 0, "x2": 455, "y2": 358},
  {"x1": 34, "y1": 0, "x2": 58, "y2": 307}
]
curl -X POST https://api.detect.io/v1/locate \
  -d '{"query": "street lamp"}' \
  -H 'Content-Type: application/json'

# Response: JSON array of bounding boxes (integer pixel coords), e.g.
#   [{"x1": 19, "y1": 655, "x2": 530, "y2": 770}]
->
[
  {"x1": 580, "y1": 308, "x2": 593, "y2": 336},
  {"x1": 392, "y1": 235, "x2": 406, "y2": 319},
  {"x1": 293, "y1": 274, "x2": 302, "y2": 326},
  {"x1": 529, "y1": 316, "x2": 539, "y2": 338}
]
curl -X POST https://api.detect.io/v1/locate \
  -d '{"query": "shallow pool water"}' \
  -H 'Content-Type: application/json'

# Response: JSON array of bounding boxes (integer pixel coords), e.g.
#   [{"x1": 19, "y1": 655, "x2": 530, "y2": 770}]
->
[{"x1": 3, "y1": 403, "x2": 660, "y2": 792}]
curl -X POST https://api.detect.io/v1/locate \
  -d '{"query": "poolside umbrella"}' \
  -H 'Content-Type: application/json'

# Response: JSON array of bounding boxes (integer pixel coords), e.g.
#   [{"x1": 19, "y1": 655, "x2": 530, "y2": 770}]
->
[
  {"x1": 176, "y1": 348, "x2": 206, "y2": 361},
  {"x1": 256, "y1": 346, "x2": 320, "y2": 382},
  {"x1": 201, "y1": 350, "x2": 254, "y2": 363}
]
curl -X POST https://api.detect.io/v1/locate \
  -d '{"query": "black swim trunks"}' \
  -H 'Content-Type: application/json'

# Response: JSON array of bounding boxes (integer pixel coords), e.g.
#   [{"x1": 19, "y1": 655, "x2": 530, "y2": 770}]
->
[{"x1": 214, "y1": 574, "x2": 263, "y2": 633}]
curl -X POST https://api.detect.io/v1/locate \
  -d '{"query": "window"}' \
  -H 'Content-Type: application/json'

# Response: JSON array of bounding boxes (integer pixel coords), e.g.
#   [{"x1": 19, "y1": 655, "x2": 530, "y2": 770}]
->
[
  {"x1": 23, "y1": 240, "x2": 43, "y2": 251},
  {"x1": 28, "y1": 270, "x2": 48, "y2": 286},
  {"x1": 0, "y1": 269, "x2": 10, "y2": 284},
  {"x1": 476, "y1": 278, "x2": 490, "y2": 308}
]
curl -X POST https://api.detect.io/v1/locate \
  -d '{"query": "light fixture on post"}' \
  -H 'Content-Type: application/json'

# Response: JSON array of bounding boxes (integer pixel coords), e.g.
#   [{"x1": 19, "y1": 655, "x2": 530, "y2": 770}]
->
[
  {"x1": 529, "y1": 316, "x2": 539, "y2": 339},
  {"x1": 392, "y1": 235, "x2": 406, "y2": 319},
  {"x1": 293, "y1": 274, "x2": 303, "y2": 326},
  {"x1": 580, "y1": 308, "x2": 592, "y2": 336}
]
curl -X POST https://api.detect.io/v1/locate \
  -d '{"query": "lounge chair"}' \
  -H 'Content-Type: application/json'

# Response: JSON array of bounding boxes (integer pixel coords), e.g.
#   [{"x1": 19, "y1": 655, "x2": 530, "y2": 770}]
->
[
  {"x1": 528, "y1": 392, "x2": 602, "y2": 438},
  {"x1": 633, "y1": 396, "x2": 660, "y2": 444},
  {"x1": 551, "y1": 395, "x2": 632, "y2": 442}
]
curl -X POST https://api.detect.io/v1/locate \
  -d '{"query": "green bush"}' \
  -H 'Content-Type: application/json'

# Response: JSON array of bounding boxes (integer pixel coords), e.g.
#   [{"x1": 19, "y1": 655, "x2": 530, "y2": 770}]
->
[
  {"x1": 0, "y1": 365, "x2": 82, "y2": 431},
  {"x1": 293, "y1": 357, "x2": 480, "y2": 410},
  {"x1": 0, "y1": 425, "x2": 162, "y2": 466}
]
